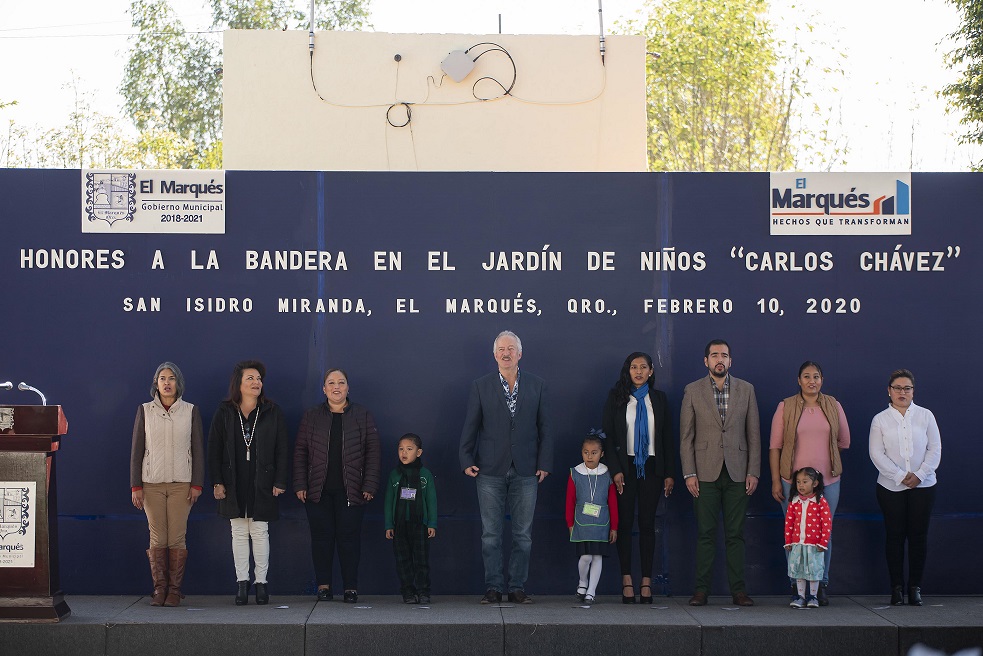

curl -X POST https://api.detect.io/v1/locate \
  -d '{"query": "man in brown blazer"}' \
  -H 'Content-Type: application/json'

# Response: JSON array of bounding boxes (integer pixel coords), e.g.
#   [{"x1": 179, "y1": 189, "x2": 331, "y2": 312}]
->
[{"x1": 679, "y1": 339, "x2": 760, "y2": 607}]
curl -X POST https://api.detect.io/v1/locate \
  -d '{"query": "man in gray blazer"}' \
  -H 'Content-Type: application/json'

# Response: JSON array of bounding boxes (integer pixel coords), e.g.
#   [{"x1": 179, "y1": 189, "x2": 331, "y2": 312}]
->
[
  {"x1": 679, "y1": 339, "x2": 760, "y2": 607},
  {"x1": 460, "y1": 330, "x2": 553, "y2": 604}
]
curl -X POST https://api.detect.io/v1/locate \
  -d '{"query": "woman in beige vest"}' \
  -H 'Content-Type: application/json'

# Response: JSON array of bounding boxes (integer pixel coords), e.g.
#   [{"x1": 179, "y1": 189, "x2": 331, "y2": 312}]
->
[
  {"x1": 768, "y1": 361, "x2": 850, "y2": 605},
  {"x1": 130, "y1": 362, "x2": 205, "y2": 606}
]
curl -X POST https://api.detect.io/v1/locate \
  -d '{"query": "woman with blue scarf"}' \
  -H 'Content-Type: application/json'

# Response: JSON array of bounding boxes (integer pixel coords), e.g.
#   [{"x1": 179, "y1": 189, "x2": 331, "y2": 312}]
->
[{"x1": 601, "y1": 352, "x2": 675, "y2": 603}]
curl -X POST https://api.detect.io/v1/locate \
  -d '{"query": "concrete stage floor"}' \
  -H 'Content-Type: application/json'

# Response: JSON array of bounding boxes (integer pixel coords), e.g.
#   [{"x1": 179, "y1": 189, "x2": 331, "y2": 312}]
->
[{"x1": 2, "y1": 595, "x2": 981, "y2": 656}]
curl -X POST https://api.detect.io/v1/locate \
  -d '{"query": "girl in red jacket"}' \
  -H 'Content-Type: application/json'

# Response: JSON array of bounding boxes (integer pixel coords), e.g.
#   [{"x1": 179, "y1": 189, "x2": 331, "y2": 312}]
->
[{"x1": 784, "y1": 467, "x2": 831, "y2": 609}]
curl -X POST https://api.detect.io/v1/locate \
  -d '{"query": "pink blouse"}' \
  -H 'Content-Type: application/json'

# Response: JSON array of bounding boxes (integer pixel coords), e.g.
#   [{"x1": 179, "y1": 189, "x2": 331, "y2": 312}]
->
[{"x1": 769, "y1": 400, "x2": 851, "y2": 484}]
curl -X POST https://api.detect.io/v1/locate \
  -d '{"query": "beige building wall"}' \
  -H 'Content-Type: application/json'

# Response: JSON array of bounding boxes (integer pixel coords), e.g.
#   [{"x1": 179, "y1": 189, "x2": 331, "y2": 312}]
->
[{"x1": 222, "y1": 30, "x2": 646, "y2": 171}]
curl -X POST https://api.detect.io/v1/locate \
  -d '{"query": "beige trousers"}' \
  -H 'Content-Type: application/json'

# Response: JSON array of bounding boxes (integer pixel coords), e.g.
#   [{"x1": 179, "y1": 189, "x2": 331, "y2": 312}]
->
[{"x1": 143, "y1": 482, "x2": 192, "y2": 549}]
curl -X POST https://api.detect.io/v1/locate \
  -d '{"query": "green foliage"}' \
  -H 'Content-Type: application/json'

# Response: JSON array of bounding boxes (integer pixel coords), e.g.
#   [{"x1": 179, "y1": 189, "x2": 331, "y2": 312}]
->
[
  {"x1": 943, "y1": 0, "x2": 983, "y2": 170},
  {"x1": 2, "y1": 77, "x2": 196, "y2": 169},
  {"x1": 210, "y1": 0, "x2": 370, "y2": 30},
  {"x1": 122, "y1": 0, "x2": 371, "y2": 168},
  {"x1": 628, "y1": 0, "x2": 841, "y2": 172},
  {"x1": 121, "y1": 0, "x2": 223, "y2": 168},
  {"x1": 4, "y1": 0, "x2": 369, "y2": 169}
]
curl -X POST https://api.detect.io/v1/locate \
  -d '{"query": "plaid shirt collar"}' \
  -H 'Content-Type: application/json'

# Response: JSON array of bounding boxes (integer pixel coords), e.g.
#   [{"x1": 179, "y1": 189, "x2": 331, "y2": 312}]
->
[{"x1": 709, "y1": 373, "x2": 730, "y2": 422}]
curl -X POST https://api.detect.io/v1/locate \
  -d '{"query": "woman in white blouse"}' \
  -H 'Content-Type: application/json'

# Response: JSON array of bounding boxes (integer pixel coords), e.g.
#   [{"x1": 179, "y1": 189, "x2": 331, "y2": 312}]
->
[
  {"x1": 868, "y1": 369, "x2": 941, "y2": 607},
  {"x1": 601, "y1": 352, "x2": 675, "y2": 603}
]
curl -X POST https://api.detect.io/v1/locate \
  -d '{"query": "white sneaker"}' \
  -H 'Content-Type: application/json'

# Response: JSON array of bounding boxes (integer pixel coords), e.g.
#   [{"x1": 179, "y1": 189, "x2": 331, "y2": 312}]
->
[{"x1": 790, "y1": 596, "x2": 806, "y2": 609}]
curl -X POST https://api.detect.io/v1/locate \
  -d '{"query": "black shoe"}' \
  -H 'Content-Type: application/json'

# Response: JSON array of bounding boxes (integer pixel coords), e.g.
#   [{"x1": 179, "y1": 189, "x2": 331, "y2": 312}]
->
[
  {"x1": 343, "y1": 590, "x2": 358, "y2": 603},
  {"x1": 316, "y1": 587, "x2": 333, "y2": 601},
  {"x1": 890, "y1": 585, "x2": 905, "y2": 606},
  {"x1": 639, "y1": 584, "x2": 653, "y2": 604},
  {"x1": 508, "y1": 589, "x2": 533, "y2": 604},
  {"x1": 576, "y1": 585, "x2": 587, "y2": 602},
  {"x1": 255, "y1": 582, "x2": 269, "y2": 605},
  {"x1": 480, "y1": 589, "x2": 502, "y2": 604},
  {"x1": 418, "y1": 594, "x2": 431, "y2": 604},
  {"x1": 235, "y1": 581, "x2": 249, "y2": 606},
  {"x1": 908, "y1": 586, "x2": 922, "y2": 606},
  {"x1": 817, "y1": 583, "x2": 829, "y2": 607},
  {"x1": 622, "y1": 584, "x2": 637, "y2": 604},
  {"x1": 403, "y1": 593, "x2": 419, "y2": 604}
]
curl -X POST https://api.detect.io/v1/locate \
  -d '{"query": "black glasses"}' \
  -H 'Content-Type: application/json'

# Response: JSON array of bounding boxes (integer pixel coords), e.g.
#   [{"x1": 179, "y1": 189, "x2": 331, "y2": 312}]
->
[{"x1": 890, "y1": 385, "x2": 914, "y2": 393}]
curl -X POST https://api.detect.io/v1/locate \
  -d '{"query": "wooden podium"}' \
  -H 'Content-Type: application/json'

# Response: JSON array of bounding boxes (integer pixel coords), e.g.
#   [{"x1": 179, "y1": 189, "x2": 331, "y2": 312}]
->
[{"x1": 0, "y1": 405, "x2": 70, "y2": 622}]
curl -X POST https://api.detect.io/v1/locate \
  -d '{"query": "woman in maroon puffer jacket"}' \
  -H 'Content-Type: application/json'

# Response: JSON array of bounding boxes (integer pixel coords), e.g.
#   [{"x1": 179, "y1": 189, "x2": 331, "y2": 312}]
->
[{"x1": 293, "y1": 368, "x2": 381, "y2": 603}]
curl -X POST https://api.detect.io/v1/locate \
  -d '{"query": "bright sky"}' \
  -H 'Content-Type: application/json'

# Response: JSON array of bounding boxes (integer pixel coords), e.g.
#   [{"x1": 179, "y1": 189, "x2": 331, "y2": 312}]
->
[{"x1": 0, "y1": 0, "x2": 979, "y2": 170}]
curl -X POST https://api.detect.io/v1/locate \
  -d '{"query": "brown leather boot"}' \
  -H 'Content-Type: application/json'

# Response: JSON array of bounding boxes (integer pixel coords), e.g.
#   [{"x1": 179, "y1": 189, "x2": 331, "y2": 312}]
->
[
  {"x1": 147, "y1": 547, "x2": 168, "y2": 606},
  {"x1": 163, "y1": 548, "x2": 188, "y2": 607}
]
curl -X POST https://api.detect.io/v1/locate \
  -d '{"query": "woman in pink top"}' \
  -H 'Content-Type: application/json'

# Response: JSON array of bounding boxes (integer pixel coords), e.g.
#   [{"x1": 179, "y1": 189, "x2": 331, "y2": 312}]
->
[{"x1": 769, "y1": 361, "x2": 851, "y2": 605}]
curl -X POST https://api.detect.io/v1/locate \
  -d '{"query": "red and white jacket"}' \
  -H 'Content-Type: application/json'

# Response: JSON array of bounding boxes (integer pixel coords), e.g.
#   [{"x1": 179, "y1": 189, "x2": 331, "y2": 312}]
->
[{"x1": 784, "y1": 494, "x2": 831, "y2": 548}]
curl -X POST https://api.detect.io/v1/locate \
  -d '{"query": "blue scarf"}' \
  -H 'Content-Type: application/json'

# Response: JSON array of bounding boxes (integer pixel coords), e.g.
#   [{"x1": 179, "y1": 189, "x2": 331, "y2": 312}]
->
[{"x1": 632, "y1": 384, "x2": 650, "y2": 479}]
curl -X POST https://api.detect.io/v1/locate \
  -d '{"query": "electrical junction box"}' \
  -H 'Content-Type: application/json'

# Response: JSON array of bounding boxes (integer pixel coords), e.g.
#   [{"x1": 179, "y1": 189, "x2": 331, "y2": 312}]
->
[{"x1": 440, "y1": 49, "x2": 475, "y2": 83}]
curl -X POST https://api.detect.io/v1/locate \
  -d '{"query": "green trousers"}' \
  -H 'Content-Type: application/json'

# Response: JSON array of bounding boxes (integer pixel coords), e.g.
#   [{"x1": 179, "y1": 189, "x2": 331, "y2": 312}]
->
[{"x1": 693, "y1": 467, "x2": 748, "y2": 594}]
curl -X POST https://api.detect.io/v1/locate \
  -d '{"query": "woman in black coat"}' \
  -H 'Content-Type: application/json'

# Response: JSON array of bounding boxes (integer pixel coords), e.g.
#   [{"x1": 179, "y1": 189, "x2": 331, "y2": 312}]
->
[
  {"x1": 208, "y1": 360, "x2": 289, "y2": 606},
  {"x1": 601, "y1": 352, "x2": 675, "y2": 603},
  {"x1": 293, "y1": 368, "x2": 380, "y2": 604}
]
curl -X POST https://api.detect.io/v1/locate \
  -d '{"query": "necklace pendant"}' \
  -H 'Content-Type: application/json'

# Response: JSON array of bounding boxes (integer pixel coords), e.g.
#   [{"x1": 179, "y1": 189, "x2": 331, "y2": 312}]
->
[{"x1": 246, "y1": 447, "x2": 251, "y2": 461}]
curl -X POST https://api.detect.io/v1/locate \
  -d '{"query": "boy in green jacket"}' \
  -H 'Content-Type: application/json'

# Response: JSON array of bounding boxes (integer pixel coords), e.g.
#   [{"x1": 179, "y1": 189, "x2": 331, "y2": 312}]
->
[{"x1": 384, "y1": 433, "x2": 437, "y2": 604}]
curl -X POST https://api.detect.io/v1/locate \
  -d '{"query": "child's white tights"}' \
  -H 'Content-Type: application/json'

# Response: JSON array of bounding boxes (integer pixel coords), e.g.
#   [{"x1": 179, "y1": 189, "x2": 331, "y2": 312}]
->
[
  {"x1": 578, "y1": 555, "x2": 603, "y2": 597},
  {"x1": 796, "y1": 579, "x2": 819, "y2": 599}
]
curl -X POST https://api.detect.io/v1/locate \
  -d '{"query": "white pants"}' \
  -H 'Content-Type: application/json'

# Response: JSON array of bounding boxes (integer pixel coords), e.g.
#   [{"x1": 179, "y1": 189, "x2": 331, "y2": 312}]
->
[{"x1": 230, "y1": 518, "x2": 270, "y2": 583}]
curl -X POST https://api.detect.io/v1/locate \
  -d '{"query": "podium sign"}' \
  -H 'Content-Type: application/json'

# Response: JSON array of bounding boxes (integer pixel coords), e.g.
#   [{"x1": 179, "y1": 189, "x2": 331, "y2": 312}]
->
[
  {"x1": 1, "y1": 482, "x2": 36, "y2": 567},
  {"x1": 0, "y1": 405, "x2": 70, "y2": 622}
]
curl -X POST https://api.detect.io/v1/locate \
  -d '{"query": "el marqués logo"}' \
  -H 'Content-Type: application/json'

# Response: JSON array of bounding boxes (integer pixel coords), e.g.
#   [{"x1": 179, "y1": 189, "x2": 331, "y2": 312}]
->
[{"x1": 769, "y1": 172, "x2": 912, "y2": 236}]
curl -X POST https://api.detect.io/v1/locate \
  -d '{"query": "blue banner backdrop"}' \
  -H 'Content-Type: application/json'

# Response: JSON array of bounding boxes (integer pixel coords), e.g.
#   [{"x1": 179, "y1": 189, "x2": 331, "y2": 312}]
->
[{"x1": 0, "y1": 170, "x2": 978, "y2": 596}]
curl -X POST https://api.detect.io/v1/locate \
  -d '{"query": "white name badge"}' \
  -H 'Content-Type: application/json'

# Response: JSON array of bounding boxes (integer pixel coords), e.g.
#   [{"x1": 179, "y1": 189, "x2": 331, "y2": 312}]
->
[
  {"x1": 582, "y1": 502, "x2": 601, "y2": 518},
  {"x1": 400, "y1": 487, "x2": 417, "y2": 500}
]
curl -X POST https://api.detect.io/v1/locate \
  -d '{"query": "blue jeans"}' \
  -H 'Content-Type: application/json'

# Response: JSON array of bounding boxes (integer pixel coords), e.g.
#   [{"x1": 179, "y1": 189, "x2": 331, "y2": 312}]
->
[
  {"x1": 475, "y1": 466, "x2": 538, "y2": 593},
  {"x1": 781, "y1": 479, "x2": 840, "y2": 585}
]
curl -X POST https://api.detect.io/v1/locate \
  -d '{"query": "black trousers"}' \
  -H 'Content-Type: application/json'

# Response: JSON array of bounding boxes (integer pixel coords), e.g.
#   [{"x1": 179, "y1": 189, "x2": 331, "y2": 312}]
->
[
  {"x1": 393, "y1": 520, "x2": 431, "y2": 594},
  {"x1": 305, "y1": 488, "x2": 365, "y2": 590},
  {"x1": 615, "y1": 457, "x2": 664, "y2": 579},
  {"x1": 875, "y1": 484, "x2": 936, "y2": 588}
]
